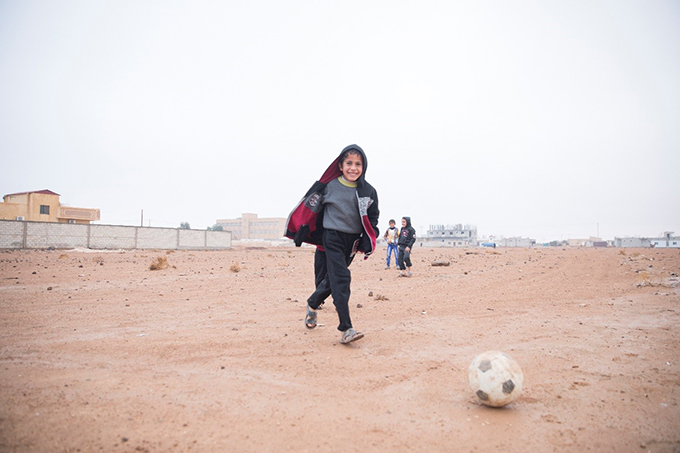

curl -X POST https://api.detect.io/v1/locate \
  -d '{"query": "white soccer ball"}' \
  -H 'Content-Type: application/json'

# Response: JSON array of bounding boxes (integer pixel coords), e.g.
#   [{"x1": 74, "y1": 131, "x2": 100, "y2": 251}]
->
[{"x1": 468, "y1": 350, "x2": 523, "y2": 407}]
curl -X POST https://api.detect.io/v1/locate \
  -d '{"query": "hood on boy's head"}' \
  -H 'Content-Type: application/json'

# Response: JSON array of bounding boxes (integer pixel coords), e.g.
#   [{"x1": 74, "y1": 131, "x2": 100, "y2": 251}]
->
[
  {"x1": 402, "y1": 216, "x2": 411, "y2": 228},
  {"x1": 319, "y1": 144, "x2": 368, "y2": 186}
]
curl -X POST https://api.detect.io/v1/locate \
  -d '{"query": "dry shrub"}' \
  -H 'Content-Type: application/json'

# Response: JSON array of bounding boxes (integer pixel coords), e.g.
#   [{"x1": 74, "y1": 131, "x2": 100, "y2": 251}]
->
[
  {"x1": 637, "y1": 271, "x2": 652, "y2": 286},
  {"x1": 92, "y1": 256, "x2": 104, "y2": 264},
  {"x1": 59, "y1": 254, "x2": 68, "y2": 259},
  {"x1": 149, "y1": 256, "x2": 169, "y2": 271},
  {"x1": 230, "y1": 263, "x2": 241, "y2": 273}
]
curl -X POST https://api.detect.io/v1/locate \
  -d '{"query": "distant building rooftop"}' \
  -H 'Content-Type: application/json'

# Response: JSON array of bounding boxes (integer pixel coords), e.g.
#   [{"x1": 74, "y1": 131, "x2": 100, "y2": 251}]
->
[{"x1": 4, "y1": 189, "x2": 61, "y2": 197}]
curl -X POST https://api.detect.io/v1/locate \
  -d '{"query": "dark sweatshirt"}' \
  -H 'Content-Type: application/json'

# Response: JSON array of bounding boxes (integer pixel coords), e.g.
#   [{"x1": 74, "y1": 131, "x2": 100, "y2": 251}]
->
[
  {"x1": 398, "y1": 217, "x2": 416, "y2": 248},
  {"x1": 284, "y1": 144, "x2": 380, "y2": 258}
]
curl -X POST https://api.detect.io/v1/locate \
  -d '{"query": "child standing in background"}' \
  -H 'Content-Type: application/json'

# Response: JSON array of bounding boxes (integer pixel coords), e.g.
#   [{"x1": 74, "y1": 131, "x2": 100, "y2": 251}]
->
[
  {"x1": 383, "y1": 219, "x2": 399, "y2": 270},
  {"x1": 398, "y1": 216, "x2": 416, "y2": 277}
]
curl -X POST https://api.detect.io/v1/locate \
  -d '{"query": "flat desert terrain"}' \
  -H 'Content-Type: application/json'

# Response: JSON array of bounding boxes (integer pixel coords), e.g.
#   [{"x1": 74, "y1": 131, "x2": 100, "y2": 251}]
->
[{"x1": 1, "y1": 246, "x2": 679, "y2": 452}]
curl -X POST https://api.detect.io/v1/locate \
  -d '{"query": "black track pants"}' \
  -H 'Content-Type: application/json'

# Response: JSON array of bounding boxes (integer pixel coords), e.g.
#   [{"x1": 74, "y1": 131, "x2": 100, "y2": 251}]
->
[
  {"x1": 398, "y1": 245, "x2": 412, "y2": 270},
  {"x1": 307, "y1": 229, "x2": 360, "y2": 331}
]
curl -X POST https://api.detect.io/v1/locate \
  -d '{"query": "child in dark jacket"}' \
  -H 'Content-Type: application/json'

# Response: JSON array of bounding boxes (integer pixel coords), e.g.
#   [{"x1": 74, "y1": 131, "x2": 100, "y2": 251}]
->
[
  {"x1": 284, "y1": 144, "x2": 379, "y2": 344},
  {"x1": 397, "y1": 216, "x2": 416, "y2": 277}
]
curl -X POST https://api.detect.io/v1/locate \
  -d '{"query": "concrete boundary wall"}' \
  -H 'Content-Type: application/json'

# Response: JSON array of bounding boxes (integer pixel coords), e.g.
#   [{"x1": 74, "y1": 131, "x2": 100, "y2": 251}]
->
[{"x1": 0, "y1": 220, "x2": 231, "y2": 250}]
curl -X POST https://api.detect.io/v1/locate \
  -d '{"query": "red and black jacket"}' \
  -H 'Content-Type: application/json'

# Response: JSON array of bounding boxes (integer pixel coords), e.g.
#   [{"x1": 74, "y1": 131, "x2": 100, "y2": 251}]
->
[{"x1": 284, "y1": 144, "x2": 380, "y2": 259}]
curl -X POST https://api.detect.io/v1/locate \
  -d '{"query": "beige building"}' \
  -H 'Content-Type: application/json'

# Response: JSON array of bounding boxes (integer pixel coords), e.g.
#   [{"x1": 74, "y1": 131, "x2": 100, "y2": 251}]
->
[
  {"x1": 216, "y1": 213, "x2": 286, "y2": 240},
  {"x1": 566, "y1": 237, "x2": 602, "y2": 247},
  {"x1": 0, "y1": 189, "x2": 100, "y2": 224}
]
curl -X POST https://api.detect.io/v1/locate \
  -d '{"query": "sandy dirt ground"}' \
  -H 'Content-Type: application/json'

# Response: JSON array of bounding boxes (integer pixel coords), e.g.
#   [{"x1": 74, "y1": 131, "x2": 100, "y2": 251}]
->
[{"x1": 0, "y1": 246, "x2": 679, "y2": 452}]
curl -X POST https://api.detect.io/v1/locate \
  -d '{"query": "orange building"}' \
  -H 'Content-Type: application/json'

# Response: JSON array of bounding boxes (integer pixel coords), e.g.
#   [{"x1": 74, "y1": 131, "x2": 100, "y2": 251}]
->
[{"x1": 0, "y1": 189, "x2": 100, "y2": 224}]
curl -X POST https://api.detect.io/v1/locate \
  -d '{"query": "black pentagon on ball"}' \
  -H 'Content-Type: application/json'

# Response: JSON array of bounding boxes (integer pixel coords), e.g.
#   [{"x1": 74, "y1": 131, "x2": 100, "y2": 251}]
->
[
  {"x1": 502, "y1": 379, "x2": 515, "y2": 394},
  {"x1": 476, "y1": 390, "x2": 489, "y2": 401},
  {"x1": 478, "y1": 360, "x2": 492, "y2": 372}
]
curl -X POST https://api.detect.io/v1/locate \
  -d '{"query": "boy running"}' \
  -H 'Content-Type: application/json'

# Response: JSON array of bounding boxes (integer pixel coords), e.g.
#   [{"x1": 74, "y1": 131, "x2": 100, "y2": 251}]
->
[{"x1": 285, "y1": 145, "x2": 379, "y2": 344}]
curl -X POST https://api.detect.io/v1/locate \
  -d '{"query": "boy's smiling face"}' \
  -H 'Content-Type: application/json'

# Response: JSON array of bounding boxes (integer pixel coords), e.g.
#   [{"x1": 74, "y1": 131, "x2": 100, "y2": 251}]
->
[{"x1": 339, "y1": 152, "x2": 363, "y2": 183}]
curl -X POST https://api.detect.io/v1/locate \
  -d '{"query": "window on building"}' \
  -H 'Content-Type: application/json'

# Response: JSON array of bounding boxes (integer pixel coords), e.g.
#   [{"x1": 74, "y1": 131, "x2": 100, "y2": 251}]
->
[{"x1": 40, "y1": 205, "x2": 50, "y2": 215}]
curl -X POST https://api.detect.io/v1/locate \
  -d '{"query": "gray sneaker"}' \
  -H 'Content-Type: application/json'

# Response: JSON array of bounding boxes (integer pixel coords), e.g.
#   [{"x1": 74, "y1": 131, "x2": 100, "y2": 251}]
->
[
  {"x1": 305, "y1": 305, "x2": 317, "y2": 329},
  {"x1": 340, "y1": 328, "x2": 364, "y2": 344}
]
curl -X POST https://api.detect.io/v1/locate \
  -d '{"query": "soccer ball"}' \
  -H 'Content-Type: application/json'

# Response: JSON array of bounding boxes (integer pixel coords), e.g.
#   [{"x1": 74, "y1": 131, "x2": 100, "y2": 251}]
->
[{"x1": 468, "y1": 350, "x2": 523, "y2": 407}]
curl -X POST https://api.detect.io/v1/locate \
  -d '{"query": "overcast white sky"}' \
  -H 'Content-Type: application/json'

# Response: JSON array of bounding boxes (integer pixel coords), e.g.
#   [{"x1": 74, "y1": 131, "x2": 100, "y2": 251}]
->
[{"x1": 1, "y1": 0, "x2": 678, "y2": 242}]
